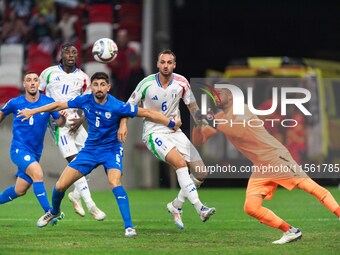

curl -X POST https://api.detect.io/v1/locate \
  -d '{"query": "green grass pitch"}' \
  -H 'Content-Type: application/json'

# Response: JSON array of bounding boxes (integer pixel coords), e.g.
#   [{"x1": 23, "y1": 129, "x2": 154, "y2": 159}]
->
[{"x1": 0, "y1": 188, "x2": 339, "y2": 255}]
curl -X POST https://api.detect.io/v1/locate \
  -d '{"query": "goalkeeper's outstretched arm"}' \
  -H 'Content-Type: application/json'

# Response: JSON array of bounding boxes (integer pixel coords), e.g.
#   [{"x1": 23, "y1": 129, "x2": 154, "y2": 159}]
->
[{"x1": 192, "y1": 125, "x2": 218, "y2": 146}]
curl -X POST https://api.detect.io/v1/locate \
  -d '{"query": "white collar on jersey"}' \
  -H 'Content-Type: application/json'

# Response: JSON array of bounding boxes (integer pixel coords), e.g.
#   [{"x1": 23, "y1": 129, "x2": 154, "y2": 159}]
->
[
  {"x1": 58, "y1": 64, "x2": 78, "y2": 74},
  {"x1": 156, "y1": 73, "x2": 174, "y2": 88}
]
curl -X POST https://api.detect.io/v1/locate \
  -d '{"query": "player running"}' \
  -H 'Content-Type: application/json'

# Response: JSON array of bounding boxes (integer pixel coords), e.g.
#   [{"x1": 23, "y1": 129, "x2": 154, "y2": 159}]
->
[
  {"x1": 0, "y1": 72, "x2": 66, "y2": 226},
  {"x1": 125, "y1": 49, "x2": 215, "y2": 229},
  {"x1": 39, "y1": 43, "x2": 105, "y2": 220},
  {"x1": 192, "y1": 87, "x2": 340, "y2": 244},
  {"x1": 18, "y1": 72, "x2": 181, "y2": 237}
]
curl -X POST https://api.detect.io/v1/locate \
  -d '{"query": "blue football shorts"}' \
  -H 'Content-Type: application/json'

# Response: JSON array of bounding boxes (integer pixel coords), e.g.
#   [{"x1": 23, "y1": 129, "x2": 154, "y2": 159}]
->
[
  {"x1": 69, "y1": 145, "x2": 124, "y2": 175},
  {"x1": 10, "y1": 148, "x2": 40, "y2": 184}
]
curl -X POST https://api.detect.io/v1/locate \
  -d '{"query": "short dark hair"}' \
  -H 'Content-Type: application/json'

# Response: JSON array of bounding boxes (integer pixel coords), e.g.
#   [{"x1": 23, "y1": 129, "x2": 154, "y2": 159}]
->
[
  {"x1": 61, "y1": 43, "x2": 75, "y2": 52},
  {"x1": 91, "y1": 72, "x2": 109, "y2": 83},
  {"x1": 158, "y1": 49, "x2": 176, "y2": 62},
  {"x1": 23, "y1": 71, "x2": 38, "y2": 80},
  {"x1": 59, "y1": 43, "x2": 78, "y2": 64}
]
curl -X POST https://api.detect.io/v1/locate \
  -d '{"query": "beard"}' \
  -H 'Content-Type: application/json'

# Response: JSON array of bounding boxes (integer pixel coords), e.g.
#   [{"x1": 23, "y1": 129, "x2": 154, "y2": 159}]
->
[
  {"x1": 27, "y1": 90, "x2": 38, "y2": 97},
  {"x1": 95, "y1": 92, "x2": 105, "y2": 100}
]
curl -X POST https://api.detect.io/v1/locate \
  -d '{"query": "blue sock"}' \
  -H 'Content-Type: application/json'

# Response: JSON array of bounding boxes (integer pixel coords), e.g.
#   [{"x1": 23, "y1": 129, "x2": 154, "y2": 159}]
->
[
  {"x1": 33, "y1": 182, "x2": 51, "y2": 212},
  {"x1": 112, "y1": 186, "x2": 133, "y2": 229},
  {"x1": 51, "y1": 186, "x2": 65, "y2": 215},
  {"x1": 0, "y1": 186, "x2": 18, "y2": 204}
]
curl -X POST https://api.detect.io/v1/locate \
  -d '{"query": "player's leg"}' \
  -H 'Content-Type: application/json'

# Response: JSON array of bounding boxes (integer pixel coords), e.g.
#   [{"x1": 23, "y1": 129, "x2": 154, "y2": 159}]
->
[
  {"x1": 0, "y1": 176, "x2": 30, "y2": 204},
  {"x1": 244, "y1": 178, "x2": 301, "y2": 244},
  {"x1": 171, "y1": 160, "x2": 206, "y2": 209},
  {"x1": 25, "y1": 162, "x2": 51, "y2": 213},
  {"x1": 70, "y1": 176, "x2": 106, "y2": 220},
  {"x1": 168, "y1": 133, "x2": 213, "y2": 223},
  {"x1": 166, "y1": 148, "x2": 215, "y2": 222},
  {"x1": 297, "y1": 177, "x2": 340, "y2": 218},
  {"x1": 167, "y1": 160, "x2": 207, "y2": 229},
  {"x1": 37, "y1": 165, "x2": 83, "y2": 227},
  {"x1": 105, "y1": 145, "x2": 136, "y2": 237},
  {"x1": 10, "y1": 150, "x2": 51, "y2": 212},
  {"x1": 107, "y1": 169, "x2": 136, "y2": 237},
  {"x1": 62, "y1": 127, "x2": 105, "y2": 219}
]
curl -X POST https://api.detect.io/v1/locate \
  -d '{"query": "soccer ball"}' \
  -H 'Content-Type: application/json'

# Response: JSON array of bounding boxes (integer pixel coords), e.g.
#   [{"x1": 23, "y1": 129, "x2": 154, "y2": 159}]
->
[{"x1": 92, "y1": 38, "x2": 118, "y2": 63}]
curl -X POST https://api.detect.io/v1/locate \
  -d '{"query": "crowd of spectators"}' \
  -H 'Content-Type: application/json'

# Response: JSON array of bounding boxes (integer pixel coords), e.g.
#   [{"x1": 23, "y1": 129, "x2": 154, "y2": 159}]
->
[{"x1": 0, "y1": 0, "x2": 143, "y2": 100}]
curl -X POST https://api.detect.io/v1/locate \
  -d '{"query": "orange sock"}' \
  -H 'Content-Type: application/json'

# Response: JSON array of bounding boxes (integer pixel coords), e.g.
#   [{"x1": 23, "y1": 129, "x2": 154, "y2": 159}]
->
[
  {"x1": 244, "y1": 195, "x2": 286, "y2": 229},
  {"x1": 278, "y1": 221, "x2": 291, "y2": 232},
  {"x1": 334, "y1": 207, "x2": 340, "y2": 218},
  {"x1": 298, "y1": 178, "x2": 340, "y2": 214}
]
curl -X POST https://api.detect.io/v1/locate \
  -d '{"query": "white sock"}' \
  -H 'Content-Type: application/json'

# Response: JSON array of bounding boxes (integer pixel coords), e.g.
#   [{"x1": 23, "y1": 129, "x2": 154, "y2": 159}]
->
[
  {"x1": 190, "y1": 173, "x2": 204, "y2": 188},
  {"x1": 173, "y1": 174, "x2": 204, "y2": 208},
  {"x1": 172, "y1": 190, "x2": 186, "y2": 208},
  {"x1": 176, "y1": 167, "x2": 203, "y2": 213},
  {"x1": 74, "y1": 176, "x2": 95, "y2": 210},
  {"x1": 72, "y1": 187, "x2": 81, "y2": 200}
]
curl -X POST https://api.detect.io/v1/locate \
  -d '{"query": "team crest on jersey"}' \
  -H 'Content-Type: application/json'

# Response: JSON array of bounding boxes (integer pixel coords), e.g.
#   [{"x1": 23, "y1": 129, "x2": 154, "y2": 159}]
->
[
  {"x1": 105, "y1": 112, "x2": 111, "y2": 119},
  {"x1": 171, "y1": 89, "x2": 177, "y2": 99},
  {"x1": 24, "y1": 155, "x2": 31, "y2": 161}
]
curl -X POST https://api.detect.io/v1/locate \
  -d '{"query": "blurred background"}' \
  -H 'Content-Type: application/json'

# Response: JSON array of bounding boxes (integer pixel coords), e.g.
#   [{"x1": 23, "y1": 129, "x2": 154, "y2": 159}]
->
[{"x1": 1, "y1": 0, "x2": 340, "y2": 190}]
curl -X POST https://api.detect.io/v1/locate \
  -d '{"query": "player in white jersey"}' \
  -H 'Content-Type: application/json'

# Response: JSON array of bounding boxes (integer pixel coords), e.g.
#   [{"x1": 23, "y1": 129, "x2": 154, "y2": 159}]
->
[
  {"x1": 126, "y1": 49, "x2": 215, "y2": 229},
  {"x1": 39, "y1": 43, "x2": 106, "y2": 220}
]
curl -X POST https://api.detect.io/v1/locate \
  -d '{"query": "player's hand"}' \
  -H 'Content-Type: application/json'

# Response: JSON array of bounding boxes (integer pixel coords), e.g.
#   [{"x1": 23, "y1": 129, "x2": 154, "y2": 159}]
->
[
  {"x1": 68, "y1": 117, "x2": 84, "y2": 135},
  {"x1": 17, "y1": 108, "x2": 33, "y2": 121},
  {"x1": 118, "y1": 123, "x2": 128, "y2": 143},
  {"x1": 195, "y1": 108, "x2": 215, "y2": 128},
  {"x1": 59, "y1": 110, "x2": 68, "y2": 117},
  {"x1": 174, "y1": 119, "x2": 182, "y2": 130}
]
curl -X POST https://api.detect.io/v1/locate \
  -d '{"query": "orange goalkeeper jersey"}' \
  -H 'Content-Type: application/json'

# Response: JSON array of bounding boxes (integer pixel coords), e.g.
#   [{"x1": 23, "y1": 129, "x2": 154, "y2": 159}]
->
[{"x1": 194, "y1": 104, "x2": 291, "y2": 166}]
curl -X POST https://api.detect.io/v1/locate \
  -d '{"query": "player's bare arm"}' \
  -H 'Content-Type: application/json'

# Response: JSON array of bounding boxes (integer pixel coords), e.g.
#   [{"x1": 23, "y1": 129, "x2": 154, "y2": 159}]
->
[
  {"x1": 187, "y1": 102, "x2": 206, "y2": 127},
  {"x1": 68, "y1": 115, "x2": 85, "y2": 135},
  {"x1": 0, "y1": 111, "x2": 6, "y2": 124},
  {"x1": 137, "y1": 107, "x2": 182, "y2": 130},
  {"x1": 18, "y1": 101, "x2": 69, "y2": 121},
  {"x1": 55, "y1": 110, "x2": 67, "y2": 127},
  {"x1": 118, "y1": 117, "x2": 129, "y2": 143}
]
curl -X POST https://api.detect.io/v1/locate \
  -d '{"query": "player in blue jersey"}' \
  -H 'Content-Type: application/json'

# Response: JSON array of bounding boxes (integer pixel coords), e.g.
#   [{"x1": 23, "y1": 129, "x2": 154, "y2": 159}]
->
[
  {"x1": 40, "y1": 43, "x2": 106, "y2": 221},
  {"x1": 0, "y1": 71, "x2": 66, "y2": 226},
  {"x1": 18, "y1": 72, "x2": 181, "y2": 237}
]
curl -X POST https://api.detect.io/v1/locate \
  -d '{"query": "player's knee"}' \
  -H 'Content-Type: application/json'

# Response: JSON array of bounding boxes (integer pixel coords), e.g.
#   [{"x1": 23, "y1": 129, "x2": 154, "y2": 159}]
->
[
  {"x1": 109, "y1": 178, "x2": 121, "y2": 189},
  {"x1": 15, "y1": 188, "x2": 27, "y2": 196},
  {"x1": 55, "y1": 182, "x2": 67, "y2": 192},
  {"x1": 244, "y1": 202, "x2": 259, "y2": 216},
  {"x1": 173, "y1": 158, "x2": 187, "y2": 169},
  {"x1": 244, "y1": 197, "x2": 262, "y2": 218},
  {"x1": 30, "y1": 172, "x2": 44, "y2": 182}
]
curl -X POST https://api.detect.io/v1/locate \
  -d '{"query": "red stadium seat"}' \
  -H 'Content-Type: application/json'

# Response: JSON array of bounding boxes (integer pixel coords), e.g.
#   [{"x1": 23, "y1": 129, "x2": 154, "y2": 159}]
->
[
  {"x1": 26, "y1": 44, "x2": 52, "y2": 75},
  {"x1": 0, "y1": 86, "x2": 20, "y2": 104},
  {"x1": 119, "y1": 22, "x2": 142, "y2": 41},
  {"x1": 88, "y1": 4, "x2": 114, "y2": 23},
  {"x1": 119, "y1": 3, "x2": 141, "y2": 25}
]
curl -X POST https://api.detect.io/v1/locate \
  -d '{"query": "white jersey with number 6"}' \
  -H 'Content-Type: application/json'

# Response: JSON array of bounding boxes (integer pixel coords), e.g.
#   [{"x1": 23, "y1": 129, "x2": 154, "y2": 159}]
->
[{"x1": 127, "y1": 72, "x2": 196, "y2": 138}]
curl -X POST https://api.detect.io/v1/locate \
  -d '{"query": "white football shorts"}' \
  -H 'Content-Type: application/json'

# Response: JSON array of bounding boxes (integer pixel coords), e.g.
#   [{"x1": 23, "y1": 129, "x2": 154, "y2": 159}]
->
[
  {"x1": 143, "y1": 131, "x2": 202, "y2": 162},
  {"x1": 54, "y1": 125, "x2": 88, "y2": 158}
]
